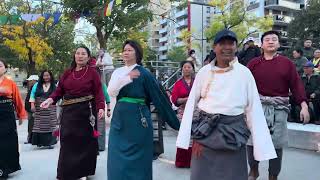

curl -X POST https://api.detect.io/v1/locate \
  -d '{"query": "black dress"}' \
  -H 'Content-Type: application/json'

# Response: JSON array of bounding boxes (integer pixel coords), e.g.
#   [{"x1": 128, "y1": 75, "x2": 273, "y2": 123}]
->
[{"x1": 0, "y1": 96, "x2": 21, "y2": 177}]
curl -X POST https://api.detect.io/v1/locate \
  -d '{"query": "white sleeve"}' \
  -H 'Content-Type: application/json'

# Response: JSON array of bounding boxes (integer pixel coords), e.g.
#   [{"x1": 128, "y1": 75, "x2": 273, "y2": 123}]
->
[
  {"x1": 107, "y1": 69, "x2": 132, "y2": 98},
  {"x1": 176, "y1": 70, "x2": 202, "y2": 149},
  {"x1": 245, "y1": 72, "x2": 277, "y2": 161}
]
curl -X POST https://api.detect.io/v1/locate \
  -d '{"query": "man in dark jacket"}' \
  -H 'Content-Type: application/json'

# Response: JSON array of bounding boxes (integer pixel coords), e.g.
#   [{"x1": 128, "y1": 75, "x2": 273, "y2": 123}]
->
[
  {"x1": 302, "y1": 39, "x2": 316, "y2": 61},
  {"x1": 292, "y1": 49, "x2": 308, "y2": 76},
  {"x1": 24, "y1": 75, "x2": 38, "y2": 144},
  {"x1": 238, "y1": 40, "x2": 261, "y2": 66},
  {"x1": 301, "y1": 61, "x2": 320, "y2": 124}
]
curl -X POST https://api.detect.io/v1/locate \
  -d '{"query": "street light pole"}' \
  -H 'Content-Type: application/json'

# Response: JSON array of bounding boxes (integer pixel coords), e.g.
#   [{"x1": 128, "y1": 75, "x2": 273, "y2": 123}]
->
[{"x1": 201, "y1": 5, "x2": 204, "y2": 67}]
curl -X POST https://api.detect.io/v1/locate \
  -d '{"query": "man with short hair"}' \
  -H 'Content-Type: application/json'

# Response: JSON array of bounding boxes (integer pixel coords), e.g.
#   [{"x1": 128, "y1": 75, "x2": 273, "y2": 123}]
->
[
  {"x1": 292, "y1": 49, "x2": 308, "y2": 76},
  {"x1": 238, "y1": 39, "x2": 261, "y2": 66},
  {"x1": 176, "y1": 29, "x2": 276, "y2": 180},
  {"x1": 302, "y1": 39, "x2": 315, "y2": 61},
  {"x1": 247, "y1": 31, "x2": 310, "y2": 180}
]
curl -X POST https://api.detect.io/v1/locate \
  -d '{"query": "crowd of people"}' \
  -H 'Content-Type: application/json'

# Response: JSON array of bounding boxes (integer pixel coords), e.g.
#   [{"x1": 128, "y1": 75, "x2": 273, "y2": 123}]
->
[{"x1": 0, "y1": 28, "x2": 317, "y2": 180}]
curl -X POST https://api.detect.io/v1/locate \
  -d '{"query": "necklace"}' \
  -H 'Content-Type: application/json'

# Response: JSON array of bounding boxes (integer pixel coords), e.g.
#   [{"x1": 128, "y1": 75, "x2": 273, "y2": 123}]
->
[
  {"x1": 72, "y1": 66, "x2": 88, "y2": 80},
  {"x1": 43, "y1": 83, "x2": 50, "y2": 92},
  {"x1": 203, "y1": 59, "x2": 235, "y2": 99}
]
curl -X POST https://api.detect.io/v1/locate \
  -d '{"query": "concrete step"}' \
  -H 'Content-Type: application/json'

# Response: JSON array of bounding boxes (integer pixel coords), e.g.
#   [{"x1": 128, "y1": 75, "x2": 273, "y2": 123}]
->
[{"x1": 288, "y1": 122, "x2": 320, "y2": 151}]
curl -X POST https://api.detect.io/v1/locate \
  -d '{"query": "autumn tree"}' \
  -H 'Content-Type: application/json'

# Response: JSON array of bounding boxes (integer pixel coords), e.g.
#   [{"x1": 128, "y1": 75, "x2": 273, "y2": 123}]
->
[
  {"x1": 0, "y1": 0, "x2": 55, "y2": 75},
  {"x1": 0, "y1": 0, "x2": 76, "y2": 76},
  {"x1": 1, "y1": 17, "x2": 53, "y2": 75}
]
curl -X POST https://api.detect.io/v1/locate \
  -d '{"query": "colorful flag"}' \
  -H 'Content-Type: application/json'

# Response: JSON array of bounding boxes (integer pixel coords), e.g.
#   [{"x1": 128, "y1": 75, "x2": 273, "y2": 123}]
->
[
  {"x1": 116, "y1": 0, "x2": 122, "y2": 5},
  {"x1": 104, "y1": 0, "x2": 115, "y2": 17},
  {"x1": 0, "y1": 16, "x2": 8, "y2": 25},
  {"x1": 9, "y1": 15, "x2": 21, "y2": 25}
]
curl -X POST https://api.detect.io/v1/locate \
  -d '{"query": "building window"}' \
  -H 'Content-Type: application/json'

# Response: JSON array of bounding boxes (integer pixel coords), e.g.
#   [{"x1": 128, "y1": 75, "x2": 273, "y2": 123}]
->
[
  {"x1": 206, "y1": 17, "x2": 211, "y2": 24},
  {"x1": 206, "y1": 7, "x2": 210, "y2": 13}
]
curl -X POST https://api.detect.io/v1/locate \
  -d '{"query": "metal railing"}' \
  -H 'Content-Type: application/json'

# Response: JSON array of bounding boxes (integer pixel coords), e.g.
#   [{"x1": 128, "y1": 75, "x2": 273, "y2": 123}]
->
[{"x1": 161, "y1": 68, "x2": 181, "y2": 90}]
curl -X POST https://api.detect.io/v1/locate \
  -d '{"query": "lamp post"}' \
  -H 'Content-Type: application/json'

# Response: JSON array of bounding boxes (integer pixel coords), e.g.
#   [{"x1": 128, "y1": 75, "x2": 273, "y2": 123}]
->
[
  {"x1": 201, "y1": 4, "x2": 204, "y2": 67},
  {"x1": 189, "y1": 1, "x2": 214, "y2": 67}
]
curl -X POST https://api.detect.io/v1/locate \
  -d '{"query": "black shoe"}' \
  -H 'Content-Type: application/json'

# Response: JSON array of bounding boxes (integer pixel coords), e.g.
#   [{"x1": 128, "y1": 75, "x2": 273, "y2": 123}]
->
[{"x1": 24, "y1": 141, "x2": 30, "y2": 144}]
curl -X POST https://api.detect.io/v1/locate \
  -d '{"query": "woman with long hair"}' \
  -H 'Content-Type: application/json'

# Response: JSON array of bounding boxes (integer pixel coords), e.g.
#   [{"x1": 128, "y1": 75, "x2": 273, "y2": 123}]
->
[
  {"x1": 40, "y1": 46, "x2": 105, "y2": 180},
  {"x1": 107, "y1": 40, "x2": 180, "y2": 180},
  {"x1": 29, "y1": 70, "x2": 57, "y2": 148},
  {"x1": 171, "y1": 61, "x2": 195, "y2": 168},
  {"x1": 0, "y1": 59, "x2": 26, "y2": 178}
]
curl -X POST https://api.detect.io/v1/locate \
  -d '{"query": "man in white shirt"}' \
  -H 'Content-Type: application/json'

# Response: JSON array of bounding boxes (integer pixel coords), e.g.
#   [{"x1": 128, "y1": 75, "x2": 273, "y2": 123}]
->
[
  {"x1": 96, "y1": 48, "x2": 114, "y2": 85},
  {"x1": 176, "y1": 29, "x2": 276, "y2": 180}
]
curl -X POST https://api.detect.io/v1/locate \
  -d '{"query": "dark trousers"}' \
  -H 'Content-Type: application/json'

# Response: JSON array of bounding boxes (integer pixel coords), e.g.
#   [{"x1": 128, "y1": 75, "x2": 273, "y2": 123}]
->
[
  {"x1": 247, "y1": 145, "x2": 283, "y2": 176},
  {"x1": 27, "y1": 112, "x2": 34, "y2": 143},
  {"x1": 310, "y1": 99, "x2": 320, "y2": 122}
]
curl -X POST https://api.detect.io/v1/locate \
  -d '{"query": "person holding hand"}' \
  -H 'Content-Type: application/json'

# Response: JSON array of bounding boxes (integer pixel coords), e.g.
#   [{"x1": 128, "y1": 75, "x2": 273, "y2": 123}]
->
[
  {"x1": 40, "y1": 46, "x2": 105, "y2": 180},
  {"x1": 107, "y1": 40, "x2": 180, "y2": 180}
]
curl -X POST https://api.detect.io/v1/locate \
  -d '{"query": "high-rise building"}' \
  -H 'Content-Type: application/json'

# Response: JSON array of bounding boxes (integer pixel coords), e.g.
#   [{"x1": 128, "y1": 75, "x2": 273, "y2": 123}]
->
[
  {"x1": 157, "y1": 0, "x2": 216, "y2": 64},
  {"x1": 146, "y1": 0, "x2": 171, "y2": 54},
  {"x1": 245, "y1": 0, "x2": 305, "y2": 48}
]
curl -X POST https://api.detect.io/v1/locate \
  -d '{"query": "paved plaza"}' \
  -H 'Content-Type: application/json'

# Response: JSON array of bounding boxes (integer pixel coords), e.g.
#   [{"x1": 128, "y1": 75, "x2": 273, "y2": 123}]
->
[{"x1": 7, "y1": 120, "x2": 320, "y2": 180}]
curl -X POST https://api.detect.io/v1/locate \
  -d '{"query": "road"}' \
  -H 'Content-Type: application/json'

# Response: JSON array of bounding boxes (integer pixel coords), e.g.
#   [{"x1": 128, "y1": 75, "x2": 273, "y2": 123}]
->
[{"x1": 6, "y1": 120, "x2": 320, "y2": 180}]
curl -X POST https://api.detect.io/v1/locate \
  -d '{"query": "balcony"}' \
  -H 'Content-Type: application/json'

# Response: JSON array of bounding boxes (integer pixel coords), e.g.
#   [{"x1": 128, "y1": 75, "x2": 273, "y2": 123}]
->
[
  {"x1": 174, "y1": 31, "x2": 182, "y2": 38},
  {"x1": 159, "y1": 46, "x2": 168, "y2": 52},
  {"x1": 265, "y1": 0, "x2": 303, "y2": 11},
  {"x1": 159, "y1": 36, "x2": 168, "y2": 43},
  {"x1": 175, "y1": 19, "x2": 188, "y2": 29},
  {"x1": 175, "y1": 9, "x2": 188, "y2": 19},
  {"x1": 273, "y1": 14, "x2": 293, "y2": 25},
  {"x1": 160, "y1": 19, "x2": 168, "y2": 25},
  {"x1": 247, "y1": 2, "x2": 260, "y2": 11},
  {"x1": 159, "y1": 28, "x2": 167, "y2": 34},
  {"x1": 159, "y1": 55, "x2": 168, "y2": 60},
  {"x1": 175, "y1": 41, "x2": 185, "y2": 47}
]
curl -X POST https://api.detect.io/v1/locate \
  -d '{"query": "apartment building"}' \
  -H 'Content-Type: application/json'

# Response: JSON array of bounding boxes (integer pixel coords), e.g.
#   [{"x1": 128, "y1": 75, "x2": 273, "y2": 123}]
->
[
  {"x1": 157, "y1": 0, "x2": 216, "y2": 64},
  {"x1": 245, "y1": 0, "x2": 305, "y2": 48}
]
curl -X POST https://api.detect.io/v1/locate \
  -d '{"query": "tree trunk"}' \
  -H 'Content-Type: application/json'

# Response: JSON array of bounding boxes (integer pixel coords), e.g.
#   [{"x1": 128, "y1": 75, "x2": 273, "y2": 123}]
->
[
  {"x1": 96, "y1": 26, "x2": 106, "y2": 49},
  {"x1": 27, "y1": 47, "x2": 36, "y2": 76}
]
